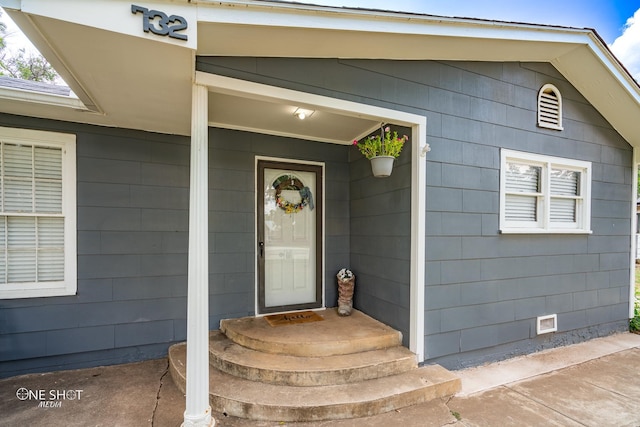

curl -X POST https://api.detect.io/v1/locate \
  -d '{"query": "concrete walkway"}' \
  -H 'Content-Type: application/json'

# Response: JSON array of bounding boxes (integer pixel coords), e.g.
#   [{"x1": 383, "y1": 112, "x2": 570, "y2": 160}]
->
[{"x1": 1, "y1": 333, "x2": 639, "y2": 426}]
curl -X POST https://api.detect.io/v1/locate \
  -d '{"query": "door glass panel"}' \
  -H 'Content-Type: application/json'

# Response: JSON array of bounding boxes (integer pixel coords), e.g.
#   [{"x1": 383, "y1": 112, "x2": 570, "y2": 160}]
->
[{"x1": 263, "y1": 168, "x2": 317, "y2": 308}]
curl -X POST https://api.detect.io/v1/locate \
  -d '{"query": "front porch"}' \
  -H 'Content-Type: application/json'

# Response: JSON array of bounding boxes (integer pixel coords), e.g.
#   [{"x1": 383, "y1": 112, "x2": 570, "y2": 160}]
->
[
  {"x1": 168, "y1": 309, "x2": 460, "y2": 422},
  {"x1": 178, "y1": 71, "x2": 429, "y2": 424}
]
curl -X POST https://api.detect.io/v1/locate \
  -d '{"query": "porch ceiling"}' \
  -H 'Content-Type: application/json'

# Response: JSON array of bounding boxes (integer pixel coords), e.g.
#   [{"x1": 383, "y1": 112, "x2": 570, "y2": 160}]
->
[
  {"x1": 0, "y1": 1, "x2": 639, "y2": 148},
  {"x1": 208, "y1": 92, "x2": 380, "y2": 144}
]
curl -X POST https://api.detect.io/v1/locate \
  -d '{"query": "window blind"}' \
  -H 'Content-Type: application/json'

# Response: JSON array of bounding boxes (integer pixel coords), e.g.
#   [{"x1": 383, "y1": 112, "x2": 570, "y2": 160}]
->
[
  {"x1": 550, "y1": 169, "x2": 579, "y2": 223},
  {"x1": 550, "y1": 169, "x2": 578, "y2": 196},
  {"x1": 506, "y1": 195, "x2": 537, "y2": 221},
  {"x1": 0, "y1": 143, "x2": 64, "y2": 284},
  {"x1": 505, "y1": 163, "x2": 540, "y2": 222}
]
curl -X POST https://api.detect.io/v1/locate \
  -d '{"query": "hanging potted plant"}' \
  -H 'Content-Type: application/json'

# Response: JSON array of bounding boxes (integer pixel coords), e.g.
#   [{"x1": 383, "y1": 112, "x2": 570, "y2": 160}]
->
[{"x1": 353, "y1": 125, "x2": 409, "y2": 177}]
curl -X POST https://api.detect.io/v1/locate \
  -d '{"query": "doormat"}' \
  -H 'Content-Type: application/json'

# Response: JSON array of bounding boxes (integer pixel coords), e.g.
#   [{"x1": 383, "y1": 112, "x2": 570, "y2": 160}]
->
[{"x1": 265, "y1": 311, "x2": 324, "y2": 327}]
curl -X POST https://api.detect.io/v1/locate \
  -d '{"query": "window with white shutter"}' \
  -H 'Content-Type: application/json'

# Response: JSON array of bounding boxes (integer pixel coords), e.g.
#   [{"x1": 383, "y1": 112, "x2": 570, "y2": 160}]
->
[
  {"x1": 537, "y1": 84, "x2": 563, "y2": 131},
  {"x1": 500, "y1": 149, "x2": 591, "y2": 234},
  {"x1": 0, "y1": 126, "x2": 76, "y2": 299}
]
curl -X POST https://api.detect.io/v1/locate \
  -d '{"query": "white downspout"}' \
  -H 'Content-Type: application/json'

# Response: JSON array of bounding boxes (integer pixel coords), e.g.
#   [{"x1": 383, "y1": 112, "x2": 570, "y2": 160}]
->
[
  {"x1": 410, "y1": 119, "x2": 427, "y2": 363},
  {"x1": 630, "y1": 147, "x2": 638, "y2": 319},
  {"x1": 183, "y1": 84, "x2": 214, "y2": 427}
]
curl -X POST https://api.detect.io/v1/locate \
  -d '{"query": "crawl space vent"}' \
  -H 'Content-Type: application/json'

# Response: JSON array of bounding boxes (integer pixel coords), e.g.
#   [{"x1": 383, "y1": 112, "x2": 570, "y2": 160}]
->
[{"x1": 537, "y1": 314, "x2": 557, "y2": 335}]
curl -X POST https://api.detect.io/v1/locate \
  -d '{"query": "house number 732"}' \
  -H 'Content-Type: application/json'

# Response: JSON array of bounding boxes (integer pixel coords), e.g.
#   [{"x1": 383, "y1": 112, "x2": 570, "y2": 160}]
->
[{"x1": 131, "y1": 5, "x2": 188, "y2": 41}]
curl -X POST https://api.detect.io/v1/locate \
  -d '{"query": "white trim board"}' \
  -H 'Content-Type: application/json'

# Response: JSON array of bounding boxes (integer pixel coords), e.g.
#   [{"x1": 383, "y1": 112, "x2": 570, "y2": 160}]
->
[{"x1": 631, "y1": 148, "x2": 638, "y2": 319}]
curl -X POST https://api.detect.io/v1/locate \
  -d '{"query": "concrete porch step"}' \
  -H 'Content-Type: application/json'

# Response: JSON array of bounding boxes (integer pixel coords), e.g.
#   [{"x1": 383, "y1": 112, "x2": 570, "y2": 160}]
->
[
  {"x1": 220, "y1": 309, "x2": 402, "y2": 357},
  {"x1": 168, "y1": 309, "x2": 461, "y2": 421},
  {"x1": 169, "y1": 342, "x2": 461, "y2": 422},
  {"x1": 208, "y1": 330, "x2": 418, "y2": 386}
]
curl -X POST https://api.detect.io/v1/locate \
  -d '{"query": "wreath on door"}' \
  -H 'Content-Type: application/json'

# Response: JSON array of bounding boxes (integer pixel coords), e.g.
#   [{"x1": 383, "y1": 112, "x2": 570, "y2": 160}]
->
[{"x1": 272, "y1": 174, "x2": 314, "y2": 214}]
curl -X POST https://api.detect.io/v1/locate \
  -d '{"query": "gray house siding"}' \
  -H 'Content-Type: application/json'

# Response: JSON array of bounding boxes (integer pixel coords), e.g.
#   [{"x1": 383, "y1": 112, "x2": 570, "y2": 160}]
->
[
  {"x1": 209, "y1": 127, "x2": 351, "y2": 316},
  {"x1": 0, "y1": 55, "x2": 633, "y2": 377},
  {"x1": 197, "y1": 58, "x2": 632, "y2": 368},
  {"x1": 0, "y1": 113, "x2": 351, "y2": 378},
  {"x1": 0, "y1": 114, "x2": 191, "y2": 377},
  {"x1": 422, "y1": 61, "x2": 631, "y2": 369},
  {"x1": 350, "y1": 127, "x2": 412, "y2": 344}
]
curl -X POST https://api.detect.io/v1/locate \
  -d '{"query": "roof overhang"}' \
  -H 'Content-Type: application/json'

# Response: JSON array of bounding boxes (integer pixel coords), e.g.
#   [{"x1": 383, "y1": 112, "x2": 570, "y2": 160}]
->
[{"x1": 0, "y1": 0, "x2": 638, "y2": 147}]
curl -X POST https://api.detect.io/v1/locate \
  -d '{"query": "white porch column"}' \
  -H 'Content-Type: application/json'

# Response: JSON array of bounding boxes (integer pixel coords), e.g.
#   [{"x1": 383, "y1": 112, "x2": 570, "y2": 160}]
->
[{"x1": 183, "y1": 84, "x2": 213, "y2": 427}]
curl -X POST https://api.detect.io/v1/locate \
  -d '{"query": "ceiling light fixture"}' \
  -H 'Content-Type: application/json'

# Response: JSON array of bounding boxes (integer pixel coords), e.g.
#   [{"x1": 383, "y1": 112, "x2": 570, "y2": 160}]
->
[{"x1": 294, "y1": 108, "x2": 314, "y2": 120}]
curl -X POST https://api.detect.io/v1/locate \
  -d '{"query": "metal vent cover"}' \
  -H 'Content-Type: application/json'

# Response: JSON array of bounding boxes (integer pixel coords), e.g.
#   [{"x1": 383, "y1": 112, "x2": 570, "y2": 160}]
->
[{"x1": 537, "y1": 314, "x2": 558, "y2": 335}]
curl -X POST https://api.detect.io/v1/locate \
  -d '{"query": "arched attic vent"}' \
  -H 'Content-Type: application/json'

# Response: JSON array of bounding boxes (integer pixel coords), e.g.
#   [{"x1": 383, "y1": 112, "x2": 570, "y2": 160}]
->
[{"x1": 537, "y1": 84, "x2": 563, "y2": 131}]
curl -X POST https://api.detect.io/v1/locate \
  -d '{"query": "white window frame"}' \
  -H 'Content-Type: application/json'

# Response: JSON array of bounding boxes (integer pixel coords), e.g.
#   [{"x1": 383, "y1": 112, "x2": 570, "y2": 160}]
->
[
  {"x1": 0, "y1": 126, "x2": 76, "y2": 299},
  {"x1": 500, "y1": 149, "x2": 591, "y2": 234}
]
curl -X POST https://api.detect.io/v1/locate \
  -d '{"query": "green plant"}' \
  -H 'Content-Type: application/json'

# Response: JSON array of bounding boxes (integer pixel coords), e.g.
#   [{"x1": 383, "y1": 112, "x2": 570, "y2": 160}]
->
[
  {"x1": 631, "y1": 301, "x2": 640, "y2": 333},
  {"x1": 632, "y1": 266, "x2": 639, "y2": 333},
  {"x1": 353, "y1": 126, "x2": 408, "y2": 159}
]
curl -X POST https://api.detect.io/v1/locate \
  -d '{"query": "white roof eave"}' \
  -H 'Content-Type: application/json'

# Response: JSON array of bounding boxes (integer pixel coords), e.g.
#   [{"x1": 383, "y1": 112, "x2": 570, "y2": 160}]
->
[{"x1": 0, "y1": 0, "x2": 637, "y2": 147}]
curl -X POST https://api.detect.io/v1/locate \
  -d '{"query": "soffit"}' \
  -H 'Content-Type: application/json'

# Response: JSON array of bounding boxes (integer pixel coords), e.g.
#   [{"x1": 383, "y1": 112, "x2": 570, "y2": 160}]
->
[{"x1": 1, "y1": 12, "x2": 194, "y2": 136}]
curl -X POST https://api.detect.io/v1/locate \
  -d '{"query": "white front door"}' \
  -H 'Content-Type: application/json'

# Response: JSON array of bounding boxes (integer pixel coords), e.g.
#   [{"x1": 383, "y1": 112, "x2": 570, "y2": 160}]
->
[{"x1": 257, "y1": 160, "x2": 323, "y2": 314}]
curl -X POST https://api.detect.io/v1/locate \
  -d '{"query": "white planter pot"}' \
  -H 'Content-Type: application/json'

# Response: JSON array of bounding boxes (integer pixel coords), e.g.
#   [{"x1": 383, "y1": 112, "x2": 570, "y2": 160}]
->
[{"x1": 370, "y1": 155, "x2": 395, "y2": 177}]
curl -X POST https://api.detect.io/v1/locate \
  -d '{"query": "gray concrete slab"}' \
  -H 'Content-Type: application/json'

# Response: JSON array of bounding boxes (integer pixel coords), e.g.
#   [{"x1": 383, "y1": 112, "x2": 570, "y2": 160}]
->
[
  {"x1": 1, "y1": 332, "x2": 639, "y2": 426},
  {"x1": 448, "y1": 388, "x2": 585, "y2": 426},
  {"x1": 449, "y1": 333, "x2": 640, "y2": 427},
  {"x1": 509, "y1": 372, "x2": 637, "y2": 426},
  {"x1": 450, "y1": 349, "x2": 640, "y2": 427},
  {"x1": 455, "y1": 332, "x2": 640, "y2": 396},
  {"x1": 0, "y1": 358, "x2": 184, "y2": 427}
]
